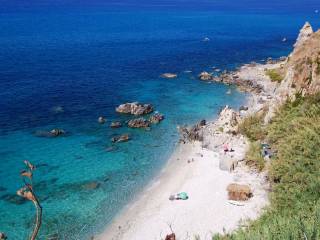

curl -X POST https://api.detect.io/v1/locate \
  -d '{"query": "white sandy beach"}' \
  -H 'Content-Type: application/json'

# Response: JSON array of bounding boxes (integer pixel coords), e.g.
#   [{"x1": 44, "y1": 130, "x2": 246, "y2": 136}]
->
[{"x1": 96, "y1": 61, "x2": 281, "y2": 240}]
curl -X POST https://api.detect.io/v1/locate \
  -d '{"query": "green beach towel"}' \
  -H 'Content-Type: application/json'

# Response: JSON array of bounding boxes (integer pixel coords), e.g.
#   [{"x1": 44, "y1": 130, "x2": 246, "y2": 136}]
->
[{"x1": 177, "y1": 192, "x2": 189, "y2": 200}]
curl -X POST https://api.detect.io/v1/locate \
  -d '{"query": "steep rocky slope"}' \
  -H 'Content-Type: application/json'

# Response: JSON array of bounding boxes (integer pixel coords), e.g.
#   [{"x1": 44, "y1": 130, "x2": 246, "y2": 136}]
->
[{"x1": 277, "y1": 22, "x2": 320, "y2": 98}]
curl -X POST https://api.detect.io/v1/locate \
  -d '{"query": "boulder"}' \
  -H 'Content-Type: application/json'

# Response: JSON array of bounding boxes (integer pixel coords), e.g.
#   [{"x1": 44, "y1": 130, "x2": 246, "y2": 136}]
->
[
  {"x1": 227, "y1": 183, "x2": 252, "y2": 201},
  {"x1": 165, "y1": 233, "x2": 176, "y2": 240},
  {"x1": 161, "y1": 73, "x2": 177, "y2": 79},
  {"x1": 239, "y1": 106, "x2": 249, "y2": 111},
  {"x1": 0, "y1": 232, "x2": 7, "y2": 240},
  {"x1": 50, "y1": 129, "x2": 65, "y2": 137},
  {"x1": 178, "y1": 120, "x2": 206, "y2": 143},
  {"x1": 110, "y1": 121, "x2": 122, "y2": 128},
  {"x1": 198, "y1": 71, "x2": 213, "y2": 81},
  {"x1": 116, "y1": 102, "x2": 154, "y2": 115},
  {"x1": 111, "y1": 134, "x2": 130, "y2": 143},
  {"x1": 199, "y1": 119, "x2": 206, "y2": 127},
  {"x1": 128, "y1": 118, "x2": 150, "y2": 128},
  {"x1": 149, "y1": 113, "x2": 165, "y2": 124},
  {"x1": 98, "y1": 116, "x2": 106, "y2": 124}
]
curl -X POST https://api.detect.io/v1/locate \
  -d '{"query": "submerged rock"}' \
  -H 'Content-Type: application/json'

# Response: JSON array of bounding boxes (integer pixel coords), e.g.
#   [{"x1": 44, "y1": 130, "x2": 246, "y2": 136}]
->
[
  {"x1": 50, "y1": 129, "x2": 65, "y2": 137},
  {"x1": 51, "y1": 106, "x2": 64, "y2": 114},
  {"x1": 198, "y1": 71, "x2": 213, "y2": 81},
  {"x1": 128, "y1": 118, "x2": 150, "y2": 128},
  {"x1": 110, "y1": 121, "x2": 122, "y2": 128},
  {"x1": 149, "y1": 113, "x2": 165, "y2": 124},
  {"x1": 82, "y1": 182, "x2": 100, "y2": 190},
  {"x1": 35, "y1": 129, "x2": 65, "y2": 138},
  {"x1": 227, "y1": 183, "x2": 252, "y2": 201},
  {"x1": 98, "y1": 116, "x2": 106, "y2": 124},
  {"x1": 1, "y1": 194, "x2": 27, "y2": 205},
  {"x1": 116, "y1": 102, "x2": 154, "y2": 115},
  {"x1": 111, "y1": 134, "x2": 131, "y2": 143}
]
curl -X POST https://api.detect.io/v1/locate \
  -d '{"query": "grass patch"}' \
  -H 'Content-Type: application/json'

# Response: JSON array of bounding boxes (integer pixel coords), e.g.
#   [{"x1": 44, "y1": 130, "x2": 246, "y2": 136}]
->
[
  {"x1": 238, "y1": 111, "x2": 266, "y2": 142},
  {"x1": 213, "y1": 93, "x2": 320, "y2": 240},
  {"x1": 265, "y1": 69, "x2": 284, "y2": 82},
  {"x1": 245, "y1": 141, "x2": 265, "y2": 171}
]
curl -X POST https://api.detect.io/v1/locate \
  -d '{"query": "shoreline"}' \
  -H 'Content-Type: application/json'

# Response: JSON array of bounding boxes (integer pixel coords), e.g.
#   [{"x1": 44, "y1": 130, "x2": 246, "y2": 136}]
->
[{"x1": 96, "y1": 59, "x2": 284, "y2": 240}]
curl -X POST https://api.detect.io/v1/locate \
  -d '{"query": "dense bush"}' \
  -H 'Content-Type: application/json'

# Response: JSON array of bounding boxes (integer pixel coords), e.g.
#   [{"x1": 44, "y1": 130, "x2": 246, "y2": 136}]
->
[
  {"x1": 265, "y1": 69, "x2": 284, "y2": 82},
  {"x1": 245, "y1": 141, "x2": 265, "y2": 171},
  {"x1": 237, "y1": 112, "x2": 265, "y2": 142}
]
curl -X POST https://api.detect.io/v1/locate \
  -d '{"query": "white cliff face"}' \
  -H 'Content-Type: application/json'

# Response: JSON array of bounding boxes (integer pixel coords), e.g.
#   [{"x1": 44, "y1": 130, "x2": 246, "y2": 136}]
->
[{"x1": 293, "y1": 22, "x2": 313, "y2": 48}]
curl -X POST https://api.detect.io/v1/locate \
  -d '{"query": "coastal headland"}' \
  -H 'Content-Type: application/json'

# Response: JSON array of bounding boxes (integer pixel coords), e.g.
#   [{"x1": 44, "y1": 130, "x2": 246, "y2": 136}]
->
[{"x1": 97, "y1": 22, "x2": 320, "y2": 240}]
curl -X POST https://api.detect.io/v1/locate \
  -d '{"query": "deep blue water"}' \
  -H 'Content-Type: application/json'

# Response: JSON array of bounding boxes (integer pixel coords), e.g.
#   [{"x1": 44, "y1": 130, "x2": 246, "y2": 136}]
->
[{"x1": 0, "y1": 1, "x2": 319, "y2": 239}]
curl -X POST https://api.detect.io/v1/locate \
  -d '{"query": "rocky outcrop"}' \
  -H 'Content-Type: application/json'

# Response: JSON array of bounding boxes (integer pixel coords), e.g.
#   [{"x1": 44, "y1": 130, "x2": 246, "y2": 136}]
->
[
  {"x1": 116, "y1": 102, "x2": 154, "y2": 115},
  {"x1": 227, "y1": 183, "x2": 252, "y2": 201},
  {"x1": 110, "y1": 121, "x2": 122, "y2": 128},
  {"x1": 34, "y1": 129, "x2": 65, "y2": 138},
  {"x1": 149, "y1": 113, "x2": 165, "y2": 124},
  {"x1": 178, "y1": 120, "x2": 206, "y2": 143},
  {"x1": 199, "y1": 71, "x2": 213, "y2": 81},
  {"x1": 293, "y1": 22, "x2": 313, "y2": 48},
  {"x1": 263, "y1": 24, "x2": 320, "y2": 122},
  {"x1": 128, "y1": 118, "x2": 150, "y2": 128},
  {"x1": 216, "y1": 106, "x2": 241, "y2": 134},
  {"x1": 111, "y1": 134, "x2": 130, "y2": 143}
]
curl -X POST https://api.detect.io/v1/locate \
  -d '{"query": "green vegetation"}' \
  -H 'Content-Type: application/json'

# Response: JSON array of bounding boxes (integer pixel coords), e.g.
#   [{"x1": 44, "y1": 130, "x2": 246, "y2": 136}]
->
[
  {"x1": 265, "y1": 69, "x2": 284, "y2": 82},
  {"x1": 237, "y1": 111, "x2": 265, "y2": 142},
  {"x1": 245, "y1": 141, "x2": 265, "y2": 171},
  {"x1": 214, "y1": 93, "x2": 320, "y2": 239}
]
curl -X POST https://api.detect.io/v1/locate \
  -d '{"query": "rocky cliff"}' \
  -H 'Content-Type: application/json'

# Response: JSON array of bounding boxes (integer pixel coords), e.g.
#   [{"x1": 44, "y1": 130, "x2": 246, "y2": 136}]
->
[{"x1": 277, "y1": 22, "x2": 320, "y2": 98}]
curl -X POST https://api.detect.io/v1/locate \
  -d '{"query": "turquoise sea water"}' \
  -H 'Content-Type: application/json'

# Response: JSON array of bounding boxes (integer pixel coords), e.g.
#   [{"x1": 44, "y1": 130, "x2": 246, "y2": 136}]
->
[{"x1": 0, "y1": 1, "x2": 320, "y2": 239}]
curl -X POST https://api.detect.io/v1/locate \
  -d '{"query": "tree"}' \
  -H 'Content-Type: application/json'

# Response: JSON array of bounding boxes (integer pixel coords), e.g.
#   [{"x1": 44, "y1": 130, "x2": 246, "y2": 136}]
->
[{"x1": 17, "y1": 160, "x2": 42, "y2": 240}]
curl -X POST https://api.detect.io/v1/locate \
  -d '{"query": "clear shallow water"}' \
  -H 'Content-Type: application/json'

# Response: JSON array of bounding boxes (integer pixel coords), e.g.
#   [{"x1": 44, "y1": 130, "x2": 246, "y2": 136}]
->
[{"x1": 0, "y1": 1, "x2": 320, "y2": 239}]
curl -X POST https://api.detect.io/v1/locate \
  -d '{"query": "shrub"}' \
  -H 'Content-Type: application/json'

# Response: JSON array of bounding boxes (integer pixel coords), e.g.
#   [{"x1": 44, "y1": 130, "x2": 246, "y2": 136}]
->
[
  {"x1": 245, "y1": 141, "x2": 265, "y2": 171},
  {"x1": 238, "y1": 112, "x2": 266, "y2": 141},
  {"x1": 265, "y1": 69, "x2": 284, "y2": 82}
]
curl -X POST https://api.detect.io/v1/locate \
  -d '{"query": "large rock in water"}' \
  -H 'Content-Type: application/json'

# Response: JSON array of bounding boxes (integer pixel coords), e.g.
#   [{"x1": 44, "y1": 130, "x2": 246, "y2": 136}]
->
[
  {"x1": 116, "y1": 102, "x2": 154, "y2": 115},
  {"x1": 198, "y1": 71, "x2": 213, "y2": 81},
  {"x1": 111, "y1": 134, "x2": 130, "y2": 143},
  {"x1": 227, "y1": 183, "x2": 252, "y2": 201},
  {"x1": 149, "y1": 113, "x2": 165, "y2": 124},
  {"x1": 294, "y1": 22, "x2": 313, "y2": 48},
  {"x1": 128, "y1": 118, "x2": 150, "y2": 128},
  {"x1": 110, "y1": 121, "x2": 122, "y2": 128}
]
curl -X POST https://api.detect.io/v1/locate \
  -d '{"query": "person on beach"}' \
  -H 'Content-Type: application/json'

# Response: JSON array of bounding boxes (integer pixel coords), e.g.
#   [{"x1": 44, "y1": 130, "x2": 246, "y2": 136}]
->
[{"x1": 223, "y1": 143, "x2": 229, "y2": 154}]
